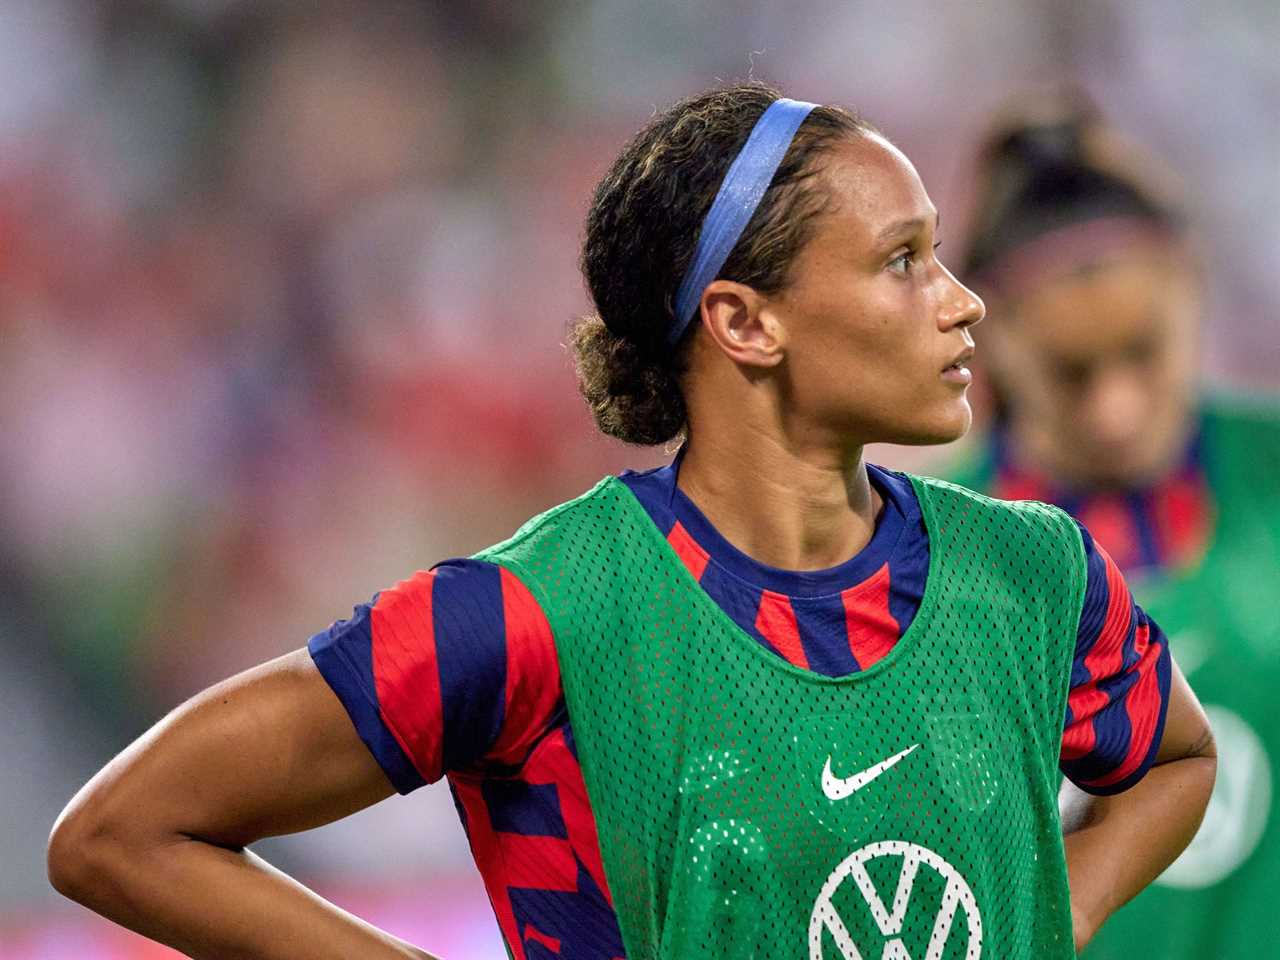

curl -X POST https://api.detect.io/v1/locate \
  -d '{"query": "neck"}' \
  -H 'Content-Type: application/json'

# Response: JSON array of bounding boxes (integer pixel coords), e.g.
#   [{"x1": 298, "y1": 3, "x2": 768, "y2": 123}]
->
[{"x1": 676, "y1": 429, "x2": 882, "y2": 572}]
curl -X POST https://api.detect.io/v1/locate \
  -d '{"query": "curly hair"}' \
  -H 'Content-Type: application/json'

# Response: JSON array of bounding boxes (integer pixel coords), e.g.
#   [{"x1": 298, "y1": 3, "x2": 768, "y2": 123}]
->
[{"x1": 572, "y1": 82, "x2": 872, "y2": 446}]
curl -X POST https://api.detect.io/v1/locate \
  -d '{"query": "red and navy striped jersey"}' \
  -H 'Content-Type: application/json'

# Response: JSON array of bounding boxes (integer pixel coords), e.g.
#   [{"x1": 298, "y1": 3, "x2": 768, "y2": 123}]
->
[
  {"x1": 308, "y1": 463, "x2": 1171, "y2": 959},
  {"x1": 990, "y1": 422, "x2": 1213, "y2": 575}
]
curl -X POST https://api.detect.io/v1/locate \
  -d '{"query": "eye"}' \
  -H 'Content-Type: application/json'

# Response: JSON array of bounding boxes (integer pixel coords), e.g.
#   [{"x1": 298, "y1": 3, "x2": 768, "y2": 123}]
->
[
  {"x1": 887, "y1": 240, "x2": 941, "y2": 276},
  {"x1": 1053, "y1": 359, "x2": 1091, "y2": 388},
  {"x1": 1123, "y1": 335, "x2": 1159, "y2": 367},
  {"x1": 887, "y1": 249, "x2": 914, "y2": 275}
]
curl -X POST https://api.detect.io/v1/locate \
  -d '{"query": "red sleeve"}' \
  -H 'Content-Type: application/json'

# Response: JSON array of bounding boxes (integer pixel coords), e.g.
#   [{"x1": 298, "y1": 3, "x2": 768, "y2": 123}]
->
[
  {"x1": 1059, "y1": 523, "x2": 1172, "y2": 795},
  {"x1": 308, "y1": 559, "x2": 563, "y2": 791}
]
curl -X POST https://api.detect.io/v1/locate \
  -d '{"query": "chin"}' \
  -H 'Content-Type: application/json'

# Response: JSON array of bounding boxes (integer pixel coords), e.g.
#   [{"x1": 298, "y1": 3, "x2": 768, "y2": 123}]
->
[
  {"x1": 891, "y1": 405, "x2": 973, "y2": 447},
  {"x1": 840, "y1": 398, "x2": 973, "y2": 448},
  {"x1": 1070, "y1": 456, "x2": 1164, "y2": 492}
]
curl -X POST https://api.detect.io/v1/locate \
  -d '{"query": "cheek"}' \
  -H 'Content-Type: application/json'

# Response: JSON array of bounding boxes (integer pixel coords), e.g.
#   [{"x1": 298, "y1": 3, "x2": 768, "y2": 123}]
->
[
  {"x1": 842, "y1": 286, "x2": 929, "y2": 372},
  {"x1": 791, "y1": 290, "x2": 890, "y2": 375},
  {"x1": 1162, "y1": 330, "x2": 1199, "y2": 392},
  {"x1": 988, "y1": 336, "x2": 1061, "y2": 415},
  {"x1": 785, "y1": 279, "x2": 937, "y2": 425}
]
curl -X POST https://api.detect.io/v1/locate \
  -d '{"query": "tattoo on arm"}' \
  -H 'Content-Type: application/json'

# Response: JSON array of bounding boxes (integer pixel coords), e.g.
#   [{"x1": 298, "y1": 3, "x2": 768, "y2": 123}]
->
[{"x1": 1157, "y1": 725, "x2": 1217, "y2": 766}]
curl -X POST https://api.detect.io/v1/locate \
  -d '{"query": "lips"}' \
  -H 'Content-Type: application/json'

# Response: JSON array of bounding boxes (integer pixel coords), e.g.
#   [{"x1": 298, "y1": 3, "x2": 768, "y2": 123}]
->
[{"x1": 943, "y1": 347, "x2": 975, "y2": 373}]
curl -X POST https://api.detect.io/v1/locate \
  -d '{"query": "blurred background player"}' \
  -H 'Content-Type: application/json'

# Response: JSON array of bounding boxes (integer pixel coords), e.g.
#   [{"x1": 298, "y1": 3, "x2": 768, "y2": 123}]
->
[{"x1": 949, "y1": 91, "x2": 1280, "y2": 960}]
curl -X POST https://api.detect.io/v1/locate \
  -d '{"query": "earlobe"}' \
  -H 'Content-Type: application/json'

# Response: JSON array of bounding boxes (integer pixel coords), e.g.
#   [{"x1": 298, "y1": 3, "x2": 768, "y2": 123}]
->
[{"x1": 701, "y1": 280, "x2": 785, "y2": 369}]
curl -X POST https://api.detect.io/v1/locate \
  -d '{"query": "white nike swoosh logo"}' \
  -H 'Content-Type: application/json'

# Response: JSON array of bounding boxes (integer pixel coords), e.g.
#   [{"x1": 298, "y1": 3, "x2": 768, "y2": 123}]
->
[{"x1": 821, "y1": 744, "x2": 920, "y2": 801}]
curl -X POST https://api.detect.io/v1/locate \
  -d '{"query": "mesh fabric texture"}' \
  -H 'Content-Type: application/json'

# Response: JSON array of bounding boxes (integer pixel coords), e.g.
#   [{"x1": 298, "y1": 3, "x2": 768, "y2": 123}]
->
[{"x1": 476, "y1": 473, "x2": 1084, "y2": 959}]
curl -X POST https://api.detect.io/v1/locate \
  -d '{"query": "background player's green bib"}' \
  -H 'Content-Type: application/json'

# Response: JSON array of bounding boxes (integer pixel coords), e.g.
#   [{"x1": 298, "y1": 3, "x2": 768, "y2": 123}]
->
[
  {"x1": 477, "y1": 474, "x2": 1084, "y2": 959},
  {"x1": 1076, "y1": 399, "x2": 1280, "y2": 960}
]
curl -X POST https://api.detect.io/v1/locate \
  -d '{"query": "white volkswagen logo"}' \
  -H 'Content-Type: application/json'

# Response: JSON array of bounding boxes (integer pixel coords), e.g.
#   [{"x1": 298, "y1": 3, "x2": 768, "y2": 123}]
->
[{"x1": 809, "y1": 840, "x2": 982, "y2": 960}]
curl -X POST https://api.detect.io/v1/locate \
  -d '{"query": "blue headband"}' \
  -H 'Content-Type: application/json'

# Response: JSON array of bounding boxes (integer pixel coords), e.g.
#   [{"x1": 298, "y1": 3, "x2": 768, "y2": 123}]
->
[{"x1": 668, "y1": 97, "x2": 818, "y2": 346}]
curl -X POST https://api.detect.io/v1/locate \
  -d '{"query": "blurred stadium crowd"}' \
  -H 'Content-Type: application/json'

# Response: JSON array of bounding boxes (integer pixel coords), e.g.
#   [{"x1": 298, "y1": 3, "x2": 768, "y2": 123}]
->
[{"x1": 1, "y1": 0, "x2": 1275, "y2": 956}]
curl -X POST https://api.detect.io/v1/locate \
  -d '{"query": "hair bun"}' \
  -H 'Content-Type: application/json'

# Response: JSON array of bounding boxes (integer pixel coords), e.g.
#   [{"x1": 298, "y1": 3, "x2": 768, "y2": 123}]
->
[
  {"x1": 1002, "y1": 119, "x2": 1086, "y2": 173},
  {"x1": 961, "y1": 90, "x2": 1181, "y2": 280},
  {"x1": 569, "y1": 314, "x2": 688, "y2": 447}
]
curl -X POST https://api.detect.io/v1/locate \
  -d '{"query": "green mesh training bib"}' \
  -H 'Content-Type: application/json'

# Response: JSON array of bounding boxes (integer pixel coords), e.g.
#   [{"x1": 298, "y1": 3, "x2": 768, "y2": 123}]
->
[{"x1": 475, "y1": 473, "x2": 1085, "y2": 959}]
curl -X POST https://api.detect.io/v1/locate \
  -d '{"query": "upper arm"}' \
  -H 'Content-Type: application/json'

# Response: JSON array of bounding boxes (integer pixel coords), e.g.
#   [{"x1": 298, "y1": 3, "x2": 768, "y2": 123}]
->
[
  {"x1": 308, "y1": 560, "x2": 563, "y2": 787},
  {"x1": 1153, "y1": 657, "x2": 1215, "y2": 764},
  {"x1": 1059, "y1": 524, "x2": 1175, "y2": 794},
  {"x1": 56, "y1": 558, "x2": 563, "y2": 856},
  {"x1": 54, "y1": 649, "x2": 397, "y2": 853}
]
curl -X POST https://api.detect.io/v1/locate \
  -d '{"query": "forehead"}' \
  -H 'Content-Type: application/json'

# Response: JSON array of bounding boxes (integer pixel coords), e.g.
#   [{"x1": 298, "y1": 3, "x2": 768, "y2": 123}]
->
[
  {"x1": 814, "y1": 134, "x2": 935, "y2": 242},
  {"x1": 1013, "y1": 256, "x2": 1192, "y2": 335},
  {"x1": 1012, "y1": 255, "x2": 1198, "y2": 357}
]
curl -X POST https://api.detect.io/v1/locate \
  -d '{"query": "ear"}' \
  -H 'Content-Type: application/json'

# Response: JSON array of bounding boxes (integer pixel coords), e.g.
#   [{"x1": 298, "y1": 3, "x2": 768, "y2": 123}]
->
[{"x1": 698, "y1": 279, "x2": 786, "y2": 369}]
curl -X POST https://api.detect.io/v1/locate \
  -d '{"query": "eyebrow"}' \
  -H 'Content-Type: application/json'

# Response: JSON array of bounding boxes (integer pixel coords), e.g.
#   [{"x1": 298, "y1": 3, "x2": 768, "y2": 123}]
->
[{"x1": 874, "y1": 211, "x2": 939, "y2": 247}]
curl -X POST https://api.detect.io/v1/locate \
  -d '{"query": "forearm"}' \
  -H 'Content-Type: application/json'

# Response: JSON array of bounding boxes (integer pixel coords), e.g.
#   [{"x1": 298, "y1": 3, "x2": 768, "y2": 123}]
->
[
  {"x1": 53, "y1": 831, "x2": 435, "y2": 960},
  {"x1": 1061, "y1": 753, "x2": 1216, "y2": 949},
  {"x1": 47, "y1": 652, "x2": 430, "y2": 958}
]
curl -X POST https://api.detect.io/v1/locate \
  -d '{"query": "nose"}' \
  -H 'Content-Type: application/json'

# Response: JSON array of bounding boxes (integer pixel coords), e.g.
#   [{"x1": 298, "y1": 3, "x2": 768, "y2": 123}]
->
[
  {"x1": 937, "y1": 270, "x2": 985, "y2": 332},
  {"x1": 1083, "y1": 364, "x2": 1148, "y2": 448}
]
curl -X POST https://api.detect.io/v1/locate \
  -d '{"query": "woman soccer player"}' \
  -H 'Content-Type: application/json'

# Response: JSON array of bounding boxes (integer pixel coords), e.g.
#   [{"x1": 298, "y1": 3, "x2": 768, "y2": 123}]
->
[
  {"x1": 950, "y1": 92, "x2": 1279, "y2": 960},
  {"x1": 49, "y1": 84, "x2": 1215, "y2": 959}
]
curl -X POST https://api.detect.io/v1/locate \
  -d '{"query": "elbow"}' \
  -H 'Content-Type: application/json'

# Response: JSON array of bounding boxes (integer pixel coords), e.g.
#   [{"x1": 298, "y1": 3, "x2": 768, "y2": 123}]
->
[
  {"x1": 1185, "y1": 724, "x2": 1218, "y2": 795},
  {"x1": 47, "y1": 792, "x2": 127, "y2": 904},
  {"x1": 1197, "y1": 726, "x2": 1218, "y2": 762},
  {"x1": 1199, "y1": 743, "x2": 1218, "y2": 799},
  {"x1": 47, "y1": 799, "x2": 95, "y2": 901},
  {"x1": 1182, "y1": 725, "x2": 1218, "y2": 823}
]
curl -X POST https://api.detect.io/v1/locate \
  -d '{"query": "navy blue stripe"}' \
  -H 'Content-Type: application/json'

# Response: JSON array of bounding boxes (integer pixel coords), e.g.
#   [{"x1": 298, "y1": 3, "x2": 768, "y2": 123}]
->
[
  {"x1": 887, "y1": 514, "x2": 928, "y2": 636},
  {"x1": 448, "y1": 779, "x2": 472, "y2": 842},
  {"x1": 1063, "y1": 522, "x2": 1109, "y2": 729},
  {"x1": 508, "y1": 863, "x2": 626, "y2": 958},
  {"x1": 1072, "y1": 522, "x2": 1111, "y2": 684},
  {"x1": 307, "y1": 601, "x2": 425, "y2": 794},
  {"x1": 617, "y1": 467, "x2": 678, "y2": 535},
  {"x1": 1073, "y1": 613, "x2": 1173, "y2": 795},
  {"x1": 793, "y1": 595, "x2": 859, "y2": 675},
  {"x1": 695, "y1": 563, "x2": 779, "y2": 654},
  {"x1": 430, "y1": 560, "x2": 508, "y2": 772},
  {"x1": 1129, "y1": 489, "x2": 1162, "y2": 569},
  {"x1": 482, "y1": 779, "x2": 568, "y2": 839}
]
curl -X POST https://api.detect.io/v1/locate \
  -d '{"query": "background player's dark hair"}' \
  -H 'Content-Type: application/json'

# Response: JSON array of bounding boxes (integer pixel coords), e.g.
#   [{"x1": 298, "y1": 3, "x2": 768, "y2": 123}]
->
[
  {"x1": 961, "y1": 90, "x2": 1183, "y2": 282},
  {"x1": 960, "y1": 90, "x2": 1188, "y2": 423},
  {"x1": 571, "y1": 82, "x2": 872, "y2": 446}
]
